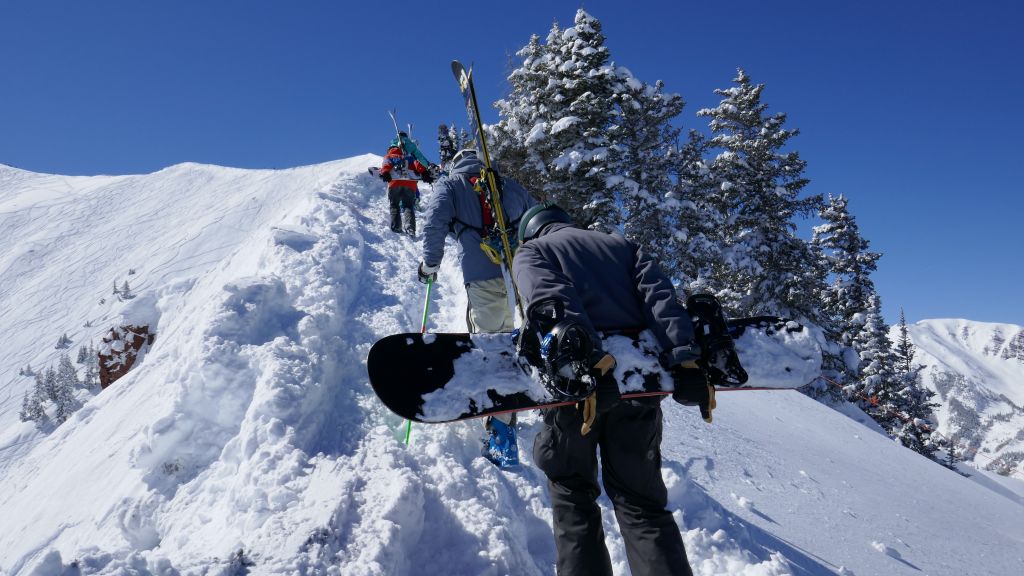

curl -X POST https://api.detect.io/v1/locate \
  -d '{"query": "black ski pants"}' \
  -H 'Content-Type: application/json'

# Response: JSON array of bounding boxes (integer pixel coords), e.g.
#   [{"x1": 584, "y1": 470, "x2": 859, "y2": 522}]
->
[
  {"x1": 387, "y1": 185, "x2": 416, "y2": 234},
  {"x1": 534, "y1": 399, "x2": 693, "y2": 576}
]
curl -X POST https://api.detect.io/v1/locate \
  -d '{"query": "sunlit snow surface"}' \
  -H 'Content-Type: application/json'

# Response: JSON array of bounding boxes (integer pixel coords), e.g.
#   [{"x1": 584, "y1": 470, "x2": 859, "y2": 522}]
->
[{"x1": 0, "y1": 159, "x2": 1021, "y2": 575}]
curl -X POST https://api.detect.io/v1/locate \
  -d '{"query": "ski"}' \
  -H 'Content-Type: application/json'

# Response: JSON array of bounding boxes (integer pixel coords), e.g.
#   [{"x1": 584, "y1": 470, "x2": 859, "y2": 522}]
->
[{"x1": 451, "y1": 60, "x2": 523, "y2": 316}]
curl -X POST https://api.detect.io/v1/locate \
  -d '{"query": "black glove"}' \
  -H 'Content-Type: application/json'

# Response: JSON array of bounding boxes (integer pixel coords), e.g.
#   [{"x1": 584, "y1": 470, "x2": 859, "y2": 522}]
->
[
  {"x1": 420, "y1": 171, "x2": 434, "y2": 184},
  {"x1": 417, "y1": 262, "x2": 439, "y2": 284},
  {"x1": 380, "y1": 172, "x2": 392, "y2": 183},
  {"x1": 672, "y1": 361, "x2": 716, "y2": 423}
]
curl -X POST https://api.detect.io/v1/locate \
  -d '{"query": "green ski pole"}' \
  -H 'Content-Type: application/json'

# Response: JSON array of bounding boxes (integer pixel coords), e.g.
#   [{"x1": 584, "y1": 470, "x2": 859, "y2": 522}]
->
[{"x1": 405, "y1": 276, "x2": 433, "y2": 444}]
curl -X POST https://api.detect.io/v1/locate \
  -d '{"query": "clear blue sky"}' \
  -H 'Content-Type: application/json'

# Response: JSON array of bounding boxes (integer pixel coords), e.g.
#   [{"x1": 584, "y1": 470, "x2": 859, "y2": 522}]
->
[{"x1": 3, "y1": 1, "x2": 1022, "y2": 326}]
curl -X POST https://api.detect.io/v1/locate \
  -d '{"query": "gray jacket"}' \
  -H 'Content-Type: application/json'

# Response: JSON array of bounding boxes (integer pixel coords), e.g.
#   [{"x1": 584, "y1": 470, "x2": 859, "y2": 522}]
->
[
  {"x1": 421, "y1": 153, "x2": 535, "y2": 284},
  {"x1": 512, "y1": 222, "x2": 699, "y2": 366}
]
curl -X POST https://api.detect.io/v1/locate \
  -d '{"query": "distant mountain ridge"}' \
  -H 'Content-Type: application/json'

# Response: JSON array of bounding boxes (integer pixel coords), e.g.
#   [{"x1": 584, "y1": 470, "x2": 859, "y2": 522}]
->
[{"x1": 902, "y1": 319, "x2": 1024, "y2": 475}]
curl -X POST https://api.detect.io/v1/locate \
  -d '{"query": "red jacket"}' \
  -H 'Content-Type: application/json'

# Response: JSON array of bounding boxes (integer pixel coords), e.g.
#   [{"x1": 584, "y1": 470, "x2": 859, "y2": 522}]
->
[{"x1": 380, "y1": 146, "x2": 428, "y2": 190}]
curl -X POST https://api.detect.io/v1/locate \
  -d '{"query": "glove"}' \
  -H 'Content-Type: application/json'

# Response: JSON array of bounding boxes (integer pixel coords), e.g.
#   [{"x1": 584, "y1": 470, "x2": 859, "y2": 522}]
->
[
  {"x1": 380, "y1": 171, "x2": 392, "y2": 183},
  {"x1": 417, "y1": 262, "x2": 439, "y2": 284},
  {"x1": 420, "y1": 171, "x2": 434, "y2": 184},
  {"x1": 671, "y1": 360, "x2": 716, "y2": 423},
  {"x1": 579, "y1": 353, "x2": 618, "y2": 436}
]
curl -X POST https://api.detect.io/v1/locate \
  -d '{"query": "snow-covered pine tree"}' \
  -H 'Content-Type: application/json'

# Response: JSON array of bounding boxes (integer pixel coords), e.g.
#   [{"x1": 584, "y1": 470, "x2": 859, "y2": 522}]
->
[
  {"x1": 812, "y1": 194, "x2": 880, "y2": 347},
  {"x1": 19, "y1": 392, "x2": 34, "y2": 422},
  {"x1": 53, "y1": 354, "x2": 78, "y2": 423},
  {"x1": 76, "y1": 344, "x2": 88, "y2": 364},
  {"x1": 494, "y1": 10, "x2": 624, "y2": 231},
  {"x1": 811, "y1": 193, "x2": 881, "y2": 394},
  {"x1": 891, "y1": 308, "x2": 940, "y2": 458},
  {"x1": 57, "y1": 353, "x2": 81, "y2": 389},
  {"x1": 492, "y1": 31, "x2": 561, "y2": 196},
  {"x1": 663, "y1": 130, "x2": 723, "y2": 293},
  {"x1": 457, "y1": 127, "x2": 471, "y2": 150},
  {"x1": 437, "y1": 124, "x2": 457, "y2": 166},
  {"x1": 893, "y1": 308, "x2": 919, "y2": 377},
  {"x1": 613, "y1": 77, "x2": 685, "y2": 261},
  {"x1": 18, "y1": 391, "x2": 29, "y2": 421},
  {"x1": 83, "y1": 358, "x2": 99, "y2": 390},
  {"x1": 32, "y1": 372, "x2": 47, "y2": 405},
  {"x1": 848, "y1": 294, "x2": 901, "y2": 431},
  {"x1": 696, "y1": 69, "x2": 823, "y2": 320},
  {"x1": 43, "y1": 366, "x2": 58, "y2": 402}
]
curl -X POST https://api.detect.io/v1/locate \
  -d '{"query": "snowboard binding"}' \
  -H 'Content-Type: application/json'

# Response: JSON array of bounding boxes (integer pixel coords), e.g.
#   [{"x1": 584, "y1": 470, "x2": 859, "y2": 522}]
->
[
  {"x1": 514, "y1": 297, "x2": 598, "y2": 400},
  {"x1": 687, "y1": 294, "x2": 749, "y2": 387}
]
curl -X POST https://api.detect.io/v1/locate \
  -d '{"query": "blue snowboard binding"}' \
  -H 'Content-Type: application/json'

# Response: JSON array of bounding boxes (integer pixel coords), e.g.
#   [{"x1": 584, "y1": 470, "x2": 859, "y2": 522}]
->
[{"x1": 483, "y1": 415, "x2": 519, "y2": 468}]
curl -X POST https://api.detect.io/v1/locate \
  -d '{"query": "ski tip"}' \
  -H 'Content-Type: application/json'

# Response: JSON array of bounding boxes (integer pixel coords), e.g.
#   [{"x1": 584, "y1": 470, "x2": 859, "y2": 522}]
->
[{"x1": 451, "y1": 60, "x2": 471, "y2": 82}]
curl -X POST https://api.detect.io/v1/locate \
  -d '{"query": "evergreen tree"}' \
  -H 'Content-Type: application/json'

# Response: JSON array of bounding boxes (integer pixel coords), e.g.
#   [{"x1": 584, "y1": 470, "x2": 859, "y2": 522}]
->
[
  {"x1": 77, "y1": 344, "x2": 88, "y2": 364},
  {"x1": 57, "y1": 353, "x2": 81, "y2": 389},
  {"x1": 943, "y1": 435, "x2": 961, "y2": 470},
  {"x1": 493, "y1": 30, "x2": 564, "y2": 197},
  {"x1": 664, "y1": 130, "x2": 723, "y2": 293},
  {"x1": 812, "y1": 194, "x2": 880, "y2": 350},
  {"x1": 891, "y1": 308, "x2": 940, "y2": 458},
  {"x1": 848, "y1": 295, "x2": 901, "y2": 431},
  {"x1": 19, "y1": 391, "x2": 33, "y2": 422},
  {"x1": 51, "y1": 356, "x2": 78, "y2": 423},
  {"x1": 43, "y1": 366, "x2": 59, "y2": 402},
  {"x1": 20, "y1": 389, "x2": 46, "y2": 424},
  {"x1": 613, "y1": 77, "x2": 685, "y2": 260},
  {"x1": 893, "y1": 308, "x2": 919, "y2": 377},
  {"x1": 811, "y1": 193, "x2": 881, "y2": 396},
  {"x1": 83, "y1": 358, "x2": 99, "y2": 390},
  {"x1": 696, "y1": 69, "x2": 823, "y2": 320},
  {"x1": 437, "y1": 124, "x2": 458, "y2": 166},
  {"x1": 494, "y1": 10, "x2": 624, "y2": 231},
  {"x1": 32, "y1": 372, "x2": 47, "y2": 406}
]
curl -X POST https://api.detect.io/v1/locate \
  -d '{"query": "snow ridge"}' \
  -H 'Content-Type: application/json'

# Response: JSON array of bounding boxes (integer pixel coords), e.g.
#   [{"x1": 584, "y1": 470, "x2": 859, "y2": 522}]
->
[{"x1": 0, "y1": 158, "x2": 1022, "y2": 575}]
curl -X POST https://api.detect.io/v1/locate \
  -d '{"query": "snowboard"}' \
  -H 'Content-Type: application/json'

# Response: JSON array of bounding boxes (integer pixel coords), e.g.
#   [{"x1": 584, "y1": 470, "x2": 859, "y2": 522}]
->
[{"x1": 367, "y1": 317, "x2": 822, "y2": 424}]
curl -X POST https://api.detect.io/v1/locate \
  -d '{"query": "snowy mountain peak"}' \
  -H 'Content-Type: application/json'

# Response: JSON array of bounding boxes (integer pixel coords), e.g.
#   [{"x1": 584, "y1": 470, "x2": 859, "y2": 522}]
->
[{"x1": 902, "y1": 318, "x2": 1024, "y2": 477}]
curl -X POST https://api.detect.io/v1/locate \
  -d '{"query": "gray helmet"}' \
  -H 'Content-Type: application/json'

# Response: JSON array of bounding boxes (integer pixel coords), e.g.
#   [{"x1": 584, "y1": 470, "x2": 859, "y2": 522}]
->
[
  {"x1": 449, "y1": 148, "x2": 477, "y2": 169},
  {"x1": 518, "y1": 203, "x2": 574, "y2": 245}
]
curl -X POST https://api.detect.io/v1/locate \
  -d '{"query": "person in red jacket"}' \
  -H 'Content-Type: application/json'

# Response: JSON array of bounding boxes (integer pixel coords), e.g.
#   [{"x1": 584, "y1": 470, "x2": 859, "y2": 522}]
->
[{"x1": 379, "y1": 143, "x2": 434, "y2": 237}]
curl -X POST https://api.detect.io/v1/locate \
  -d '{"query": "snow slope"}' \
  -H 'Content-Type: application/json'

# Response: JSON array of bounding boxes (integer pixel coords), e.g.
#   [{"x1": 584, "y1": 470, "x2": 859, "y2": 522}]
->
[
  {"x1": 901, "y1": 319, "x2": 1024, "y2": 475},
  {"x1": 1, "y1": 159, "x2": 1022, "y2": 575}
]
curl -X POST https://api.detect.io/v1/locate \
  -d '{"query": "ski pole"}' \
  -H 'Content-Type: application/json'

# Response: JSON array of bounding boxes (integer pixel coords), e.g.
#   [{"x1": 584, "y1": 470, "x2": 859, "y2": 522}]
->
[{"x1": 405, "y1": 276, "x2": 433, "y2": 444}]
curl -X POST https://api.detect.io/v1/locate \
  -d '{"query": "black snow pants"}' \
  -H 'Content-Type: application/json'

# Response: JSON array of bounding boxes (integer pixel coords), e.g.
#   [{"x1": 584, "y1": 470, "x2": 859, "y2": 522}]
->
[
  {"x1": 533, "y1": 398, "x2": 693, "y2": 576},
  {"x1": 387, "y1": 185, "x2": 416, "y2": 235}
]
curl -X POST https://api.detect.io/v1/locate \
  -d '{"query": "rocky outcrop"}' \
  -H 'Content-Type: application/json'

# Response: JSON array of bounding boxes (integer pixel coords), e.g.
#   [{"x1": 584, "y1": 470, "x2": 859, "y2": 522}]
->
[{"x1": 98, "y1": 325, "x2": 154, "y2": 389}]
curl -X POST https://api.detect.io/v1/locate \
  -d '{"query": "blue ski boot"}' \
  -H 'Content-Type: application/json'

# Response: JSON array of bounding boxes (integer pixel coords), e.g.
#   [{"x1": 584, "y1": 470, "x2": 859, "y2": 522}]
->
[{"x1": 482, "y1": 415, "x2": 519, "y2": 468}]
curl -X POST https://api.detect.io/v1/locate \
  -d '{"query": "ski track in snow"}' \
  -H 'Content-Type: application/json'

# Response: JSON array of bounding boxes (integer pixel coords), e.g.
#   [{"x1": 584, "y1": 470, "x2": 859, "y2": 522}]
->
[{"x1": 1, "y1": 159, "x2": 1022, "y2": 575}]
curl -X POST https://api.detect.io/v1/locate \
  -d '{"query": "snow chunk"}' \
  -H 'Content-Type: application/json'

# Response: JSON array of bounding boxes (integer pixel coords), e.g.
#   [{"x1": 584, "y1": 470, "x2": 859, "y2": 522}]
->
[
  {"x1": 871, "y1": 540, "x2": 903, "y2": 559},
  {"x1": 551, "y1": 116, "x2": 582, "y2": 134}
]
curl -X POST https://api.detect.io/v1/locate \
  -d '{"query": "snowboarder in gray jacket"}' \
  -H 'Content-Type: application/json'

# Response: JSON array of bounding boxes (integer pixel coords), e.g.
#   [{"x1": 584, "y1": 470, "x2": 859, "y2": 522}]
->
[{"x1": 512, "y1": 203, "x2": 711, "y2": 576}]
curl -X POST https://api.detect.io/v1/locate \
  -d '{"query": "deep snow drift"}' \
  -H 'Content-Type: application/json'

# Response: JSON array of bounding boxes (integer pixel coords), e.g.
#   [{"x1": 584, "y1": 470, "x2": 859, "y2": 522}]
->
[{"x1": 0, "y1": 158, "x2": 1021, "y2": 575}]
